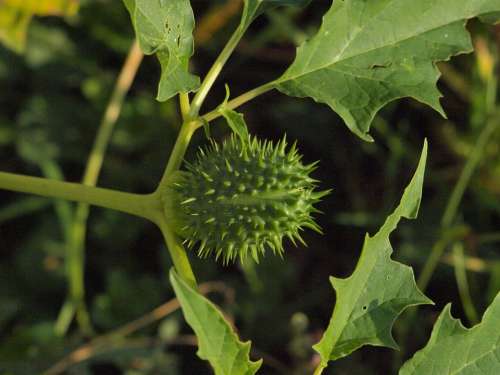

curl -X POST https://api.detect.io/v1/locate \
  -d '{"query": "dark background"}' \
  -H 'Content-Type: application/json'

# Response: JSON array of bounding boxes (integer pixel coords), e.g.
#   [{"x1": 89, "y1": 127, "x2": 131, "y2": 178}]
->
[{"x1": 0, "y1": 1, "x2": 499, "y2": 374}]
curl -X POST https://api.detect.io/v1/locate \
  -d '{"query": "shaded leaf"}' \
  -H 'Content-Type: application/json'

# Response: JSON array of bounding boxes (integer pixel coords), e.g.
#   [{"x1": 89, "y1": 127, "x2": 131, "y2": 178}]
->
[
  {"x1": 219, "y1": 86, "x2": 249, "y2": 142},
  {"x1": 170, "y1": 269, "x2": 262, "y2": 375},
  {"x1": 275, "y1": 0, "x2": 500, "y2": 141},
  {"x1": 0, "y1": 0, "x2": 78, "y2": 53},
  {"x1": 122, "y1": 0, "x2": 199, "y2": 101},
  {"x1": 220, "y1": 108, "x2": 249, "y2": 144},
  {"x1": 314, "y1": 141, "x2": 432, "y2": 368},
  {"x1": 400, "y1": 292, "x2": 500, "y2": 374}
]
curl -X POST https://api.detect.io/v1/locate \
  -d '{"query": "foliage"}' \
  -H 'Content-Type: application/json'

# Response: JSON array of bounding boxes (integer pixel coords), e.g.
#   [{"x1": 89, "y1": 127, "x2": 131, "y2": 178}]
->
[
  {"x1": 275, "y1": 0, "x2": 500, "y2": 140},
  {"x1": 0, "y1": 0, "x2": 499, "y2": 374},
  {"x1": 400, "y1": 292, "x2": 500, "y2": 374},
  {"x1": 170, "y1": 269, "x2": 262, "y2": 375},
  {"x1": 314, "y1": 142, "x2": 431, "y2": 369},
  {"x1": 122, "y1": 0, "x2": 199, "y2": 101}
]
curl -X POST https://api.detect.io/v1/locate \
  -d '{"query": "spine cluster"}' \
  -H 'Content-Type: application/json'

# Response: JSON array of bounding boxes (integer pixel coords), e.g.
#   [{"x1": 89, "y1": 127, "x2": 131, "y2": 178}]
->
[{"x1": 163, "y1": 135, "x2": 329, "y2": 264}]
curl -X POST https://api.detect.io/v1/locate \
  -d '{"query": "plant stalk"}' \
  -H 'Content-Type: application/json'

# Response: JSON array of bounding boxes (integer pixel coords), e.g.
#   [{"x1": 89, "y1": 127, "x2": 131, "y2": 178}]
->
[
  {"x1": 53, "y1": 40, "x2": 143, "y2": 336},
  {"x1": 179, "y1": 92, "x2": 191, "y2": 121},
  {"x1": 0, "y1": 171, "x2": 158, "y2": 221},
  {"x1": 201, "y1": 81, "x2": 276, "y2": 123},
  {"x1": 157, "y1": 120, "x2": 198, "y2": 189},
  {"x1": 189, "y1": 25, "x2": 247, "y2": 118}
]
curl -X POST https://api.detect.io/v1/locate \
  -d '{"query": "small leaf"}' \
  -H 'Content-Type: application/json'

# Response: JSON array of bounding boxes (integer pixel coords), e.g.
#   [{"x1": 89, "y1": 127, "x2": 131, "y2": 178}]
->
[
  {"x1": 122, "y1": 0, "x2": 199, "y2": 101},
  {"x1": 170, "y1": 269, "x2": 262, "y2": 375},
  {"x1": 0, "y1": 0, "x2": 79, "y2": 53},
  {"x1": 314, "y1": 141, "x2": 432, "y2": 367},
  {"x1": 400, "y1": 292, "x2": 500, "y2": 375},
  {"x1": 220, "y1": 109, "x2": 250, "y2": 144},
  {"x1": 275, "y1": 0, "x2": 500, "y2": 141},
  {"x1": 218, "y1": 86, "x2": 250, "y2": 143}
]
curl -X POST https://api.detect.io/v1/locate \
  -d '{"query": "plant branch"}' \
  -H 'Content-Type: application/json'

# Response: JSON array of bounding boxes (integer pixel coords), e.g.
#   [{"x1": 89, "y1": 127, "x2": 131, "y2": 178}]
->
[
  {"x1": 189, "y1": 24, "x2": 247, "y2": 118},
  {"x1": 0, "y1": 171, "x2": 158, "y2": 221},
  {"x1": 313, "y1": 364, "x2": 325, "y2": 375},
  {"x1": 201, "y1": 81, "x2": 276, "y2": 123},
  {"x1": 156, "y1": 119, "x2": 198, "y2": 190},
  {"x1": 160, "y1": 223, "x2": 198, "y2": 288},
  {"x1": 179, "y1": 92, "x2": 191, "y2": 121}
]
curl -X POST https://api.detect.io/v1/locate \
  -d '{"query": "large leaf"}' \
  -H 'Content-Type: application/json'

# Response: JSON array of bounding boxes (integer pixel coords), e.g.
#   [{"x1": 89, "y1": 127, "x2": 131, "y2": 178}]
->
[
  {"x1": 0, "y1": 0, "x2": 78, "y2": 53},
  {"x1": 400, "y1": 292, "x2": 500, "y2": 374},
  {"x1": 170, "y1": 270, "x2": 262, "y2": 375},
  {"x1": 275, "y1": 0, "x2": 500, "y2": 141},
  {"x1": 122, "y1": 0, "x2": 199, "y2": 101},
  {"x1": 313, "y1": 141, "x2": 432, "y2": 369}
]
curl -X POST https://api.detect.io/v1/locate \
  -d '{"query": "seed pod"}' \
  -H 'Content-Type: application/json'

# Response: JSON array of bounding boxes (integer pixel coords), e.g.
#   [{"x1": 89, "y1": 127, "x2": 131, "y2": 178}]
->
[{"x1": 163, "y1": 135, "x2": 329, "y2": 264}]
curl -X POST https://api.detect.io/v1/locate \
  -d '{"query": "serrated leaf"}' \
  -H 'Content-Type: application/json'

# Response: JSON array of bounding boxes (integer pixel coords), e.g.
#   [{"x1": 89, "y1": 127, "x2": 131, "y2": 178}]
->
[
  {"x1": 400, "y1": 292, "x2": 500, "y2": 375},
  {"x1": 313, "y1": 141, "x2": 432, "y2": 368},
  {"x1": 122, "y1": 0, "x2": 199, "y2": 101},
  {"x1": 170, "y1": 269, "x2": 262, "y2": 375},
  {"x1": 275, "y1": 0, "x2": 500, "y2": 141},
  {"x1": 0, "y1": 0, "x2": 79, "y2": 53}
]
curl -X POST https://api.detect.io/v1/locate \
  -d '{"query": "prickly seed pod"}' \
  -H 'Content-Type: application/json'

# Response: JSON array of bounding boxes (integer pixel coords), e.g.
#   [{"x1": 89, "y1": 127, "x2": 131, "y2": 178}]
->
[{"x1": 163, "y1": 135, "x2": 329, "y2": 264}]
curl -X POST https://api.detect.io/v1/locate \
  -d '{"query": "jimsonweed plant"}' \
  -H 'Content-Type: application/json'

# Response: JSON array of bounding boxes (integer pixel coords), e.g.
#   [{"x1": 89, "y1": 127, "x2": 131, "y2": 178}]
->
[{"x1": 0, "y1": 0, "x2": 499, "y2": 374}]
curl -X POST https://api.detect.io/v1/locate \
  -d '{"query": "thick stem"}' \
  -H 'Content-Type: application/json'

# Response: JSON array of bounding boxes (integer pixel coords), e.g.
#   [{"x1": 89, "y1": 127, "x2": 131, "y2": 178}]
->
[
  {"x1": 0, "y1": 171, "x2": 158, "y2": 221},
  {"x1": 161, "y1": 223, "x2": 197, "y2": 288},
  {"x1": 179, "y1": 92, "x2": 191, "y2": 121},
  {"x1": 157, "y1": 120, "x2": 198, "y2": 189},
  {"x1": 189, "y1": 26, "x2": 246, "y2": 117},
  {"x1": 313, "y1": 364, "x2": 325, "y2": 375},
  {"x1": 153, "y1": 120, "x2": 199, "y2": 288}
]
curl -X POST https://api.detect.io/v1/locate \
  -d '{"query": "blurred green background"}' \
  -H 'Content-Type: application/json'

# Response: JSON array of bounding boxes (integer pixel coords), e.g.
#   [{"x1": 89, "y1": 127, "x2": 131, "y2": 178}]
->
[{"x1": 0, "y1": 1, "x2": 499, "y2": 374}]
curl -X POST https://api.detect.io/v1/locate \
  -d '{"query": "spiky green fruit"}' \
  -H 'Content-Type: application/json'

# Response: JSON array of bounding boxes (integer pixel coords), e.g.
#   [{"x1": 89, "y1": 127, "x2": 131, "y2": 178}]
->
[{"x1": 163, "y1": 135, "x2": 329, "y2": 264}]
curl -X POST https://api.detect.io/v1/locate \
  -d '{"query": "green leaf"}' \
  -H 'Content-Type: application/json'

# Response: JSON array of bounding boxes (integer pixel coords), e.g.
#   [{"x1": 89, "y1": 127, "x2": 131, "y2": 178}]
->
[
  {"x1": 400, "y1": 292, "x2": 500, "y2": 374},
  {"x1": 170, "y1": 269, "x2": 262, "y2": 375},
  {"x1": 0, "y1": 0, "x2": 79, "y2": 53},
  {"x1": 122, "y1": 0, "x2": 199, "y2": 101},
  {"x1": 218, "y1": 86, "x2": 250, "y2": 143},
  {"x1": 313, "y1": 141, "x2": 432, "y2": 368},
  {"x1": 275, "y1": 0, "x2": 500, "y2": 141},
  {"x1": 220, "y1": 109, "x2": 250, "y2": 143}
]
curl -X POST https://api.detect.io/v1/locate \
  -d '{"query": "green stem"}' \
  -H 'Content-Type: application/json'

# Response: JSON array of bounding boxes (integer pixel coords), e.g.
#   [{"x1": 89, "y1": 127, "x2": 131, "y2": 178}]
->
[
  {"x1": 0, "y1": 196, "x2": 51, "y2": 224},
  {"x1": 313, "y1": 364, "x2": 325, "y2": 375},
  {"x1": 161, "y1": 223, "x2": 197, "y2": 288},
  {"x1": 441, "y1": 115, "x2": 499, "y2": 228},
  {"x1": 179, "y1": 92, "x2": 191, "y2": 121},
  {"x1": 153, "y1": 119, "x2": 198, "y2": 288},
  {"x1": 418, "y1": 114, "x2": 498, "y2": 292},
  {"x1": 417, "y1": 225, "x2": 469, "y2": 291},
  {"x1": 189, "y1": 25, "x2": 247, "y2": 118},
  {"x1": 0, "y1": 171, "x2": 158, "y2": 221},
  {"x1": 201, "y1": 81, "x2": 276, "y2": 123},
  {"x1": 157, "y1": 120, "x2": 198, "y2": 189},
  {"x1": 452, "y1": 242, "x2": 479, "y2": 325},
  {"x1": 54, "y1": 40, "x2": 144, "y2": 336}
]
